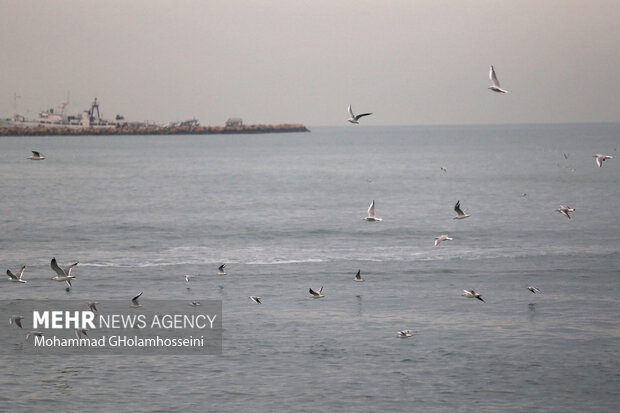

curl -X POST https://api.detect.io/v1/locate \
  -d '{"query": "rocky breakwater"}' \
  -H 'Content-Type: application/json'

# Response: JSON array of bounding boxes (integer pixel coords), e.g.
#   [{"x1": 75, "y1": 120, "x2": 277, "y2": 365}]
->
[{"x1": 0, "y1": 123, "x2": 309, "y2": 136}]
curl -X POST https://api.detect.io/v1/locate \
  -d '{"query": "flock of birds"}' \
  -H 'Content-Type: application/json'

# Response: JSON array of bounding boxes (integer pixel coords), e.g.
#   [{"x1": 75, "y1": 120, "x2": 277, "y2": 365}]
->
[{"x1": 8, "y1": 66, "x2": 615, "y2": 341}]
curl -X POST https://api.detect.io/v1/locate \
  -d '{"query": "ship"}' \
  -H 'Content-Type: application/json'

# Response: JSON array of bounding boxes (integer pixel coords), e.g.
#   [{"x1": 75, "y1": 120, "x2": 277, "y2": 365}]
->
[{"x1": 0, "y1": 96, "x2": 121, "y2": 128}]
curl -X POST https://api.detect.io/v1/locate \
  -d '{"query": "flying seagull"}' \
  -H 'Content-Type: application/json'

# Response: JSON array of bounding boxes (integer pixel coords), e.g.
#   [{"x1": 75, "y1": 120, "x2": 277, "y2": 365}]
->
[
  {"x1": 184, "y1": 275, "x2": 192, "y2": 283},
  {"x1": 75, "y1": 328, "x2": 88, "y2": 339},
  {"x1": 249, "y1": 296, "x2": 262, "y2": 304},
  {"x1": 6, "y1": 265, "x2": 27, "y2": 283},
  {"x1": 398, "y1": 330, "x2": 412, "y2": 338},
  {"x1": 488, "y1": 65, "x2": 509, "y2": 93},
  {"x1": 354, "y1": 269, "x2": 365, "y2": 282},
  {"x1": 555, "y1": 205, "x2": 575, "y2": 219},
  {"x1": 27, "y1": 151, "x2": 45, "y2": 160},
  {"x1": 309, "y1": 286, "x2": 324, "y2": 298},
  {"x1": 462, "y1": 289, "x2": 484, "y2": 302},
  {"x1": 363, "y1": 200, "x2": 382, "y2": 221},
  {"x1": 453, "y1": 200, "x2": 470, "y2": 219},
  {"x1": 527, "y1": 286, "x2": 541, "y2": 294},
  {"x1": 26, "y1": 331, "x2": 44, "y2": 341},
  {"x1": 50, "y1": 257, "x2": 78, "y2": 287},
  {"x1": 131, "y1": 291, "x2": 143, "y2": 307},
  {"x1": 593, "y1": 154, "x2": 613, "y2": 167},
  {"x1": 87, "y1": 302, "x2": 98, "y2": 312},
  {"x1": 347, "y1": 104, "x2": 372, "y2": 124},
  {"x1": 9, "y1": 315, "x2": 24, "y2": 328},
  {"x1": 434, "y1": 235, "x2": 453, "y2": 246},
  {"x1": 218, "y1": 264, "x2": 227, "y2": 275}
]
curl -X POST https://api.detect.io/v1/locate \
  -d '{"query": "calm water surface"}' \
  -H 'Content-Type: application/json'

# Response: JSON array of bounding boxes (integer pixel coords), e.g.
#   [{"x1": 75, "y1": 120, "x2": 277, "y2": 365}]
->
[{"x1": 1, "y1": 123, "x2": 619, "y2": 412}]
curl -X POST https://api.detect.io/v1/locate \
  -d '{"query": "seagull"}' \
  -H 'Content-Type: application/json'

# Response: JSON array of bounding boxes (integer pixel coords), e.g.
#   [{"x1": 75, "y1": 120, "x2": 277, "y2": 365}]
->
[
  {"x1": 87, "y1": 302, "x2": 98, "y2": 312},
  {"x1": 593, "y1": 154, "x2": 613, "y2": 167},
  {"x1": 363, "y1": 200, "x2": 382, "y2": 221},
  {"x1": 249, "y1": 296, "x2": 262, "y2": 304},
  {"x1": 26, "y1": 331, "x2": 44, "y2": 341},
  {"x1": 27, "y1": 151, "x2": 45, "y2": 160},
  {"x1": 440, "y1": 167, "x2": 447, "y2": 173},
  {"x1": 190, "y1": 301, "x2": 201, "y2": 307},
  {"x1": 462, "y1": 290, "x2": 484, "y2": 302},
  {"x1": 9, "y1": 315, "x2": 24, "y2": 328},
  {"x1": 347, "y1": 104, "x2": 372, "y2": 124},
  {"x1": 488, "y1": 65, "x2": 509, "y2": 93},
  {"x1": 354, "y1": 269, "x2": 365, "y2": 282},
  {"x1": 50, "y1": 257, "x2": 78, "y2": 287},
  {"x1": 555, "y1": 205, "x2": 575, "y2": 219},
  {"x1": 218, "y1": 264, "x2": 227, "y2": 275},
  {"x1": 434, "y1": 235, "x2": 453, "y2": 246},
  {"x1": 563, "y1": 153, "x2": 569, "y2": 160},
  {"x1": 398, "y1": 330, "x2": 412, "y2": 338},
  {"x1": 453, "y1": 200, "x2": 470, "y2": 219},
  {"x1": 527, "y1": 286, "x2": 541, "y2": 294},
  {"x1": 309, "y1": 286, "x2": 324, "y2": 298},
  {"x1": 75, "y1": 328, "x2": 88, "y2": 339},
  {"x1": 184, "y1": 275, "x2": 192, "y2": 283},
  {"x1": 6, "y1": 265, "x2": 27, "y2": 283},
  {"x1": 131, "y1": 291, "x2": 143, "y2": 307}
]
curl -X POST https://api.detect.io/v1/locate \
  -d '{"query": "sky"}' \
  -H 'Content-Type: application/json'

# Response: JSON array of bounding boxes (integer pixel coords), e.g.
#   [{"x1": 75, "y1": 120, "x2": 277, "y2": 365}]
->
[{"x1": 1, "y1": 0, "x2": 618, "y2": 126}]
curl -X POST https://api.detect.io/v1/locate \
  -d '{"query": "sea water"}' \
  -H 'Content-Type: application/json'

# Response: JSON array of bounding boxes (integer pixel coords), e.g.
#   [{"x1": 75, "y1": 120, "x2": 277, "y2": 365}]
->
[{"x1": 0, "y1": 123, "x2": 618, "y2": 412}]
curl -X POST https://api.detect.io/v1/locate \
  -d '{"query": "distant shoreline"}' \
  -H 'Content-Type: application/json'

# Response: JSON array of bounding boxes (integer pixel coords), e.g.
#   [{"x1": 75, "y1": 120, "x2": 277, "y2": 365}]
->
[{"x1": 0, "y1": 123, "x2": 310, "y2": 136}]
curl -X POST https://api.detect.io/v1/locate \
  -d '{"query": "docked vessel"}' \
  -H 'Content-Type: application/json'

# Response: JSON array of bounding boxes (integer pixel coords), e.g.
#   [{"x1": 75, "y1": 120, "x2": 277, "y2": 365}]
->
[{"x1": 1, "y1": 97, "x2": 121, "y2": 128}]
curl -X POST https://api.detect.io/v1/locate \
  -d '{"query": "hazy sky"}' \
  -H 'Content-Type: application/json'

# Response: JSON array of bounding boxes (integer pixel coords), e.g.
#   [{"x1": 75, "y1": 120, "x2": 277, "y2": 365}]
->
[{"x1": 1, "y1": 1, "x2": 618, "y2": 126}]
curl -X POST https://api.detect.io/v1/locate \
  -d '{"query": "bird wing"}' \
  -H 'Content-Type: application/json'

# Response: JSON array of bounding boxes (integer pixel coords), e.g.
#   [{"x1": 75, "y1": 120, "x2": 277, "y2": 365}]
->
[
  {"x1": 348, "y1": 104, "x2": 355, "y2": 118},
  {"x1": 355, "y1": 113, "x2": 372, "y2": 120},
  {"x1": 489, "y1": 66, "x2": 501, "y2": 87},
  {"x1": 32, "y1": 151, "x2": 41, "y2": 157},
  {"x1": 51, "y1": 258, "x2": 67, "y2": 277},
  {"x1": 454, "y1": 201, "x2": 464, "y2": 216},
  {"x1": 16, "y1": 266, "x2": 26, "y2": 279},
  {"x1": 367, "y1": 201, "x2": 376, "y2": 218},
  {"x1": 355, "y1": 270, "x2": 361, "y2": 279},
  {"x1": 309, "y1": 288, "x2": 318, "y2": 296},
  {"x1": 64, "y1": 262, "x2": 78, "y2": 276},
  {"x1": 132, "y1": 291, "x2": 143, "y2": 303},
  {"x1": 6, "y1": 269, "x2": 17, "y2": 280}
]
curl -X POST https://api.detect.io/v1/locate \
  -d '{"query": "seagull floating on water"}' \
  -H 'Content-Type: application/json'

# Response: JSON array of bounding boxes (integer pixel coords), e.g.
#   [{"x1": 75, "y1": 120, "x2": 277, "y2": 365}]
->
[
  {"x1": 50, "y1": 257, "x2": 77, "y2": 287},
  {"x1": 434, "y1": 235, "x2": 453, "y2": 246},
  {"x1": 488, "y1": 65, "x2": 509, "y2": 93},
  {"x1": 555, "y1": 205, "x2": 575, "y2": 219},
  {"x1": 462, "y1": 290, "x2": 484, "y2": 302},
  {"x1": 190, "y1": 301, "x2": 201, "y2": 307},
  {"x1": 398, "y1": 330, "x2": 412, "y2": 338},
  {"x1": 249, "y1": 296, "x2": 262, "y2": 304},
  {"x1": 6, "y1": 265, "x2": 27, "y2": 283},
  {"x1": 347, "y1": 104, "x2": 372, "y2": 124},
  {"x1": 363, "y1": 200, "x2": 382, "y2": 221},
  {"x1": 218, "y1": 264, "x2": 227, "y2": 275},
  {"x1": 527, "y1": 286, "x2": 541, "y2": 294},
  {"x1": 131, "y1": 291, "x2": 143, "y2": 307},
  {"x1": 593, "y1": 154, "x2": 613, "y2": 167},
  {"x1": 453, "y1": 200, "x2": 470, "y2": 219},
  {"x1": 27, "y1": 151, "x2": 45, "y2": 160},
  {"x1": 9, "y1": 315, "x2": 24, "y2": 328},
  {"x1": 309, "y1": 286, "x2": 324, "y2": 298},
  {"x1": 354, "y1": 269, "x2": 365, "y2": 282}
]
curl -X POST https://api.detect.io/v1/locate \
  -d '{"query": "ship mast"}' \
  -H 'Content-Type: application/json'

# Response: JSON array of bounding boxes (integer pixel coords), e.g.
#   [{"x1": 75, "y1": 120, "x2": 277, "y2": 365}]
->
[{"x1": 12, "y1": 92, "x2": 21, "y2": 120}]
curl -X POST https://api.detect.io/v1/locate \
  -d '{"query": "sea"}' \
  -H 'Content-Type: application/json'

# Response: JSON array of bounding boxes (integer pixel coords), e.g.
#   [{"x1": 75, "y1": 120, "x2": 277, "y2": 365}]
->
[{"x1": 0, "y1": 123, "x2": 619, "y2": 412}]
